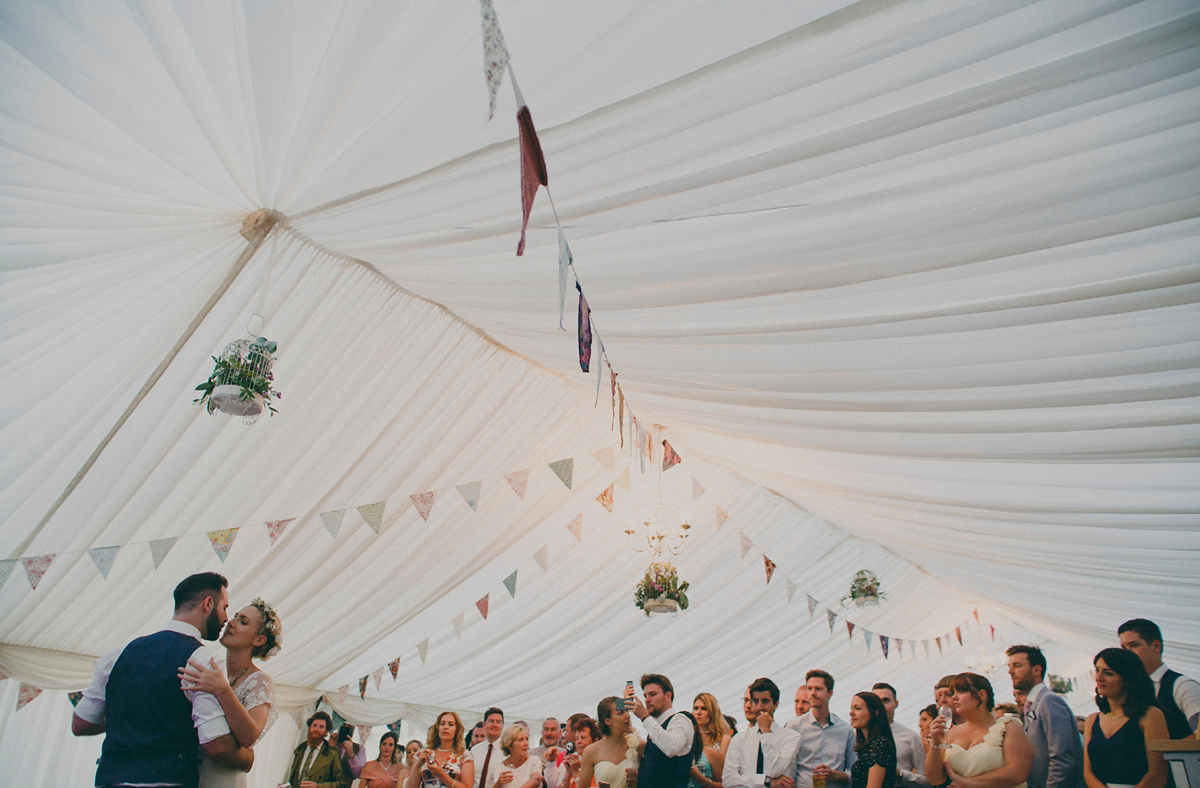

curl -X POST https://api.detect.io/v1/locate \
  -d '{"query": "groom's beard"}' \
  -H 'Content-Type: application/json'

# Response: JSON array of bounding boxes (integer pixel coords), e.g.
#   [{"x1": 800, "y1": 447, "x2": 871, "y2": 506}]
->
[{"x1": 204, "y1": 608, "x2": 222, "y2": 640}]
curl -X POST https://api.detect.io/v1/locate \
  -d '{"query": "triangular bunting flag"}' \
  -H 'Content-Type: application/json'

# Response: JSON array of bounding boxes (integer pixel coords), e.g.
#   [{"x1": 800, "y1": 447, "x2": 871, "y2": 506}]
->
[
  {"x1": 549, "y1": 458, "x2": 574, "y2": 489},
  {"x1": 935, "y1": 636, "x2": 943, "y2": 654},
  {"x1": 567, "y1": 513, "x2": 583, "y2": 541},
  {"x1": 692, "y1": 477, "x2": 705, "y2": 500},
  {"x1": 910, "y1": 640, "x2": 918, "y2": 659},
  {"x1": 863, "y1": 628, "x2": 873, "y2": 652},
  {"x1": 615, "y1": 467, "x2": 631, "y2": 492},
  {"x1": 595, "y1": 484, "x2": 614, "y2": 512},
  {"x1": 478, "y1": 0, "x2": 510, "y2": 121},
  {"x1": 417, "y1": 639, "x2": 429, "y2": 664},
  {"x1": 16, "y1": 683, "x2": 41, "y2": 711},
  {"x1": 739, "y1": 530, "x2": 753, "y2": 558},
  {"x1": 973, "y1": 609, "x2": 980, "y2": 624},
  {"x1": 359, "y1": 676, "x2": 368, "y2": 699},
  {"x1": 88, "y1": 546, "x2": 120, "y2": 579},
  {"x1": 265, "y1": 519, "x2": 294, "y2": 545},
  {"x1": 895, "y1": 637, "x2": 904, "y2": 658},
  {"x1": 321, "y1": 509, "x2": 346, "y2": 537},
  {"x1": 358, "y1": 502, "x2": 386, "y2": 533},
  {"x1": 373, "y1": 667, "x2": 385, "y2": 692},
  {"x1": 763, "y1": 555, "x2": 776, "y2": 584},
  {"x1": 516, "y1": 105, "x2": 548, "y2": 256},
  {"x1": 504, "y1": 470, "x2": 529, "y2": 499},
  {"x1": 826, "y1": 609, "x2": 837, "y2": 632},
  {"x1": 68, "y1": 691, "x2": 83, "y2": 707},
  {"x1": 388, "y1": 719, "x2": 403, "y2": 737},
  {"x1": 715, "y1": 506, "x2": 729, "y2": 530},
  {"x1": 476, "y1": 594, "x2": 489, "y2": 620},
  {"x1": 389, "y1": 658, "x2": 400, "y2": 680},
  {"x1": 337, "y1": 685, "x2": 349, "y2": 704},
  {"x1": 807, "y1": 595, "x2": 818, "y2": 617},
  {"x1": 206, "y1": 528, "x2": 238, "y2": 563},
  {"x1": 558, "y1": 229, "x2": 572, "y2": 329},
  {"x1": 592, "y1": 447, "x2": 614, "y2": 472},
  {"x1": 503, "y1": 570, "x2": 518, "y2": 598},
  {"x1": 149, "y1": 537, "x2": 176, "y2": 569},
  {"x1": 456, "y1": 482, "x2": 482, "y2": 512},
  {"x1": 924, "y1": 640, "x2": 931, "y2": 658},
  {"x1": 453, "y1": 613, "x2": 465, "y2": 639},
  {"x1": 577, "y1": 284, "x2": 592, "y2": 372},
  {"x1": 22, "y1": 554, "x2": 55, "y2": 590},
  {"x1": 880, "y1": 635, "x2": 890, "y2": 658},
  {"x1": 990, "y1": 624, "x2": 995, "y2": 641},
  {"x1": 786, "y1": 578, "x2": 797, "y2": 603},
  {"x1": 0, "y1": 558, "x2": 16, "y2": 590},
  {"x1": 533, "y1": 544, "x2": 550, "y2": 572},
  {"x1": 661, "y1": 440, "x2": 681, "y2": 471},
  {"x1": 955, "y1": 626, "x2": 963, "y2": 645},
  {"x1": 358, "y1": 725, "x2": 372, "y2": 743},
  {"x1": 847, "y1": 621, "x2": 856, "y2": 640},
  {"x1": 410, "y1": 491, "x2": 436, "y2": 522}
]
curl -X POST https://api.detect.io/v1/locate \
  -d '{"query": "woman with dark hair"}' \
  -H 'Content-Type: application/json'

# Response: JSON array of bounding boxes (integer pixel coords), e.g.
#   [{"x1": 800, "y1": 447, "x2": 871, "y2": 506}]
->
[
  {"x1": 918, "y1": 705, "x2": 939, "y2": 749},
  {"x1": 849, "y1": 691, "x2": 897, "y2": 788},
  {"x1": 927, "y1": 673, "x2": 1032, "y2": 788},
  {"x1": 408, "y1": 711, "x2": 476, "y2": 788},
  {"x1": 1083, "y1": 648, "x2": 1168, "y2": 788},
  {"x1": 362, "y1": 731, "x2": 404, "y2": 788},
  {"x1": 690, "y1": 692, "x2": 732, "y2": 788},
  {"x1": 574, "y1": 698, "x2": 641, "y2": 788}
]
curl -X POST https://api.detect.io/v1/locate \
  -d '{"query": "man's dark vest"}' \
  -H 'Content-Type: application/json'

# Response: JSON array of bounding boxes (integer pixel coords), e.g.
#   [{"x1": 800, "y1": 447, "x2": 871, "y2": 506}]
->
[
  {"x1": 95, "y1": 630, "x2": 203, "y2": 788},
  {"x1": 640, "y1": 711, "x2": 699, "y2": 788},
  {"x1": 1158, "y1": 669, "x2": 1193, "y2": 740}
]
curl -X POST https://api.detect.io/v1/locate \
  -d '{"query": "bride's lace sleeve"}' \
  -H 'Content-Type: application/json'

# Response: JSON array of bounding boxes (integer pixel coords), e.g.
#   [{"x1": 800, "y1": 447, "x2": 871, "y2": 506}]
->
[{"x1": 235, "y1": 670, "x2": 277, "y2": 741}]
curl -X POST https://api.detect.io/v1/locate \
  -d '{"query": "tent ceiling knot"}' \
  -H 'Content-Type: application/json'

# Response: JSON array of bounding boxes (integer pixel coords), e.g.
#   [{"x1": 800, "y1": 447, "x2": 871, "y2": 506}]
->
[{"x1": 241, "y1": 209, "x2": 286, "y2": 242}]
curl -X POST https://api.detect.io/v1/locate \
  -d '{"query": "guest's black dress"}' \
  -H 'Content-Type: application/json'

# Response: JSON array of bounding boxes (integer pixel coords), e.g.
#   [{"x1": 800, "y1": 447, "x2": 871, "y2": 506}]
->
[
  {"x1": 851, "y1": 734, "x2": 897, "y2": 788},
  {"x1": 1088, "y1": 715, "x2": 1149, "y2": 786}
]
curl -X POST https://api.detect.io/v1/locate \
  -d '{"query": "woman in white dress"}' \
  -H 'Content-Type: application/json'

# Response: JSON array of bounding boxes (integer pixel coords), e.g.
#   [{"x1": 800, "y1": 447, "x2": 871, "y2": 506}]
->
[
  {"x1": 575, "y1": 698, "x2": 641, "y2": 788},
  {"x1": 926, "y1": 673, "x2": 1032, "y2": 788},
  {"x1": 489, "y1": 725, "x2": 545, "y2": 788},
  {"x1": 179, "y1": 597, "x2": 282, "y2": 788}
]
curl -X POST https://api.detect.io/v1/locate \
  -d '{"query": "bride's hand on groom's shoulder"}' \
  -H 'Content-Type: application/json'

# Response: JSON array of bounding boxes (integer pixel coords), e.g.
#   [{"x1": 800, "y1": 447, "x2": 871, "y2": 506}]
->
[{"x1": 178, "y1": 657, "x2": 229, "y2": 695}]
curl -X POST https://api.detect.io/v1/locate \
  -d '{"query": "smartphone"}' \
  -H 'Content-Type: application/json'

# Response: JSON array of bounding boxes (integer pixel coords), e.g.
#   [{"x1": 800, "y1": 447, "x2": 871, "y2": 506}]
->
[
  {"x1": 615, "y1": 697, "x2": 627, "y2": 712},
  {"x1": 337, "y1": 723, "x2": 354, "y2": 743}
]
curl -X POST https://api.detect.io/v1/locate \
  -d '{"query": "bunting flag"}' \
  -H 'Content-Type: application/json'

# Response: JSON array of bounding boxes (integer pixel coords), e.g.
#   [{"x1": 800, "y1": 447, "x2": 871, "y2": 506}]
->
[
  {"x1": 68, "y1": 691, "x2": 83, "y2": 707},
  {"x1": 935, "y1": 636, "x2": 943, "y2": 654},
  {"x1": 206, "y1": 528, "x2": 238, "y2": 563},
  {"x1": 417, "y1": 639, "x2": 429, "y2": 664},
  {"x1": 373, "y1": 667, "x2": 385, "y2": 692},
  {"x1": 0, "y1": 559, "x2": 16, "y2": 590},
  {"x1": 389, "y1": 658, "x2": 400, "y2": 680},
  {"x1": 661, "y1": 440, "x2": 681, "y2": 471},
  {"x1": 955, "y1": 626, "x2": 963, "y2": 645},
  {"x1": 453, "y1": 613, "x2": 465, "y2": 638},
  {"x1": 503, "y1": 570, "x2": 518, "y2": 597},
  {"x1": 516, "y1": 105, "x2": 548, "y2": 256},
  {"x1": 478, "y1": 0, "x2": 510, "y2": 120},
  {"x1": 16, "y1": 683, "x2": 41, "y2": 711},
  {"x1": 786, "y1": 578, "x2": 797, "y2": 603},
  {"x1": 533, "y1": 544, "x2": 550, "y2": 572},
  {"x1": 88, "y1": 546, "x2": 120, "y2": 579},
  {"x1": 504, "y1": 469, "x2": 529, "y2": 499},
  {"x1": 592, "y1": 447, "x2": 614, "y2": 472},
  {"x1": 358, "y1": 502, "x2": 387, "y2": 533},
  {"x1": 609, "y1": 366, "x2": 617, "y2": 427},
  {"x1": 321, "y1": 509, "x2": 346, "y2": 537},
  {"x1": 359, "y1": 676, "x2": 368, "y2": 699},
  {"x1": 338, "y1": 685, "x2": 349, "y2": 704},
  {"x1": 266, "y1": 519, "x2": 293, "y2": 545},
  {"x1": 895, "y1": 637, "x2": 904, "y2": 658},
  {"x1": 557, "y1": 229, "x2": 572, "y2": 329},
  {"x1": 549, "y1": 458, "x2": 574, "y2": 489},
  {"x1": 973, "y1": 609, "x2": 981, "y2": 624},
  {"x1": 576, "y1": 283, "x2": 591, "y2": 372},
  {"x1": 990, "y1": 624, "x2": 995, "y2": 641},
  {"x1": 847, "y1": 621, "x2": 856, "y2": 640},
  {"x1": 456, "y1": 482, "x2": 482, "y2": 512},
  {"x1": 693, "y1": 477, "x2": 705, "y2": 500},
  {"x1": 388, "y1": 719, "x2": 404, "y2": 737},
  {"x1": 807, "y1": 595, "x2": 818, "y2": 616},
  {"x1": 476, "y1": 594, "x2": 490, "y2": 620},
  {"x1": 618, "y1": 389, "x2": 625, "y2": 446},
  {"x1": 22, "y1": 554, "x2": 55, "y2": 590},
  {"x1": 826, "y1": 609, "x2": 837, "y2": 632},
  {"x1": 911, "y1": 640, "x2": 918, "y2": 659},
  {"x1": 149, "y1": 537, "x2": 176, "y2": 569},
  {"x1": 358, "y1": 725, "x2": 372, "y2": 743},
  {"x1": 410, "y1": 491, "x2": 436, "y2": 522},
  {"x1": 614, "y1": 467, "x2": 631, "y2": 492},
  {"x1": 924, "y1": 640, "x2": 931, "y2": 658},
  {"x1": 595, "y1": 484, "x2": 614, "y2": 512},
  {"x1": 763, "y1": 555, "x2": 776, "y2": 584},
  {"x1": 863, "y1": 628, "x2": 873, "y2": 652},
  {"x1": 881, "y1": 635, "x2": 890, "y2": 658},
  {"x1": 715, "y1": 506, "x2": 729, "y2": 530},
  {"x1": 566, "y1": 513, "x2": 583, "y2": 541},
  {"x1": 738, "y1": 530, "x2": 753, "y2": 558}
]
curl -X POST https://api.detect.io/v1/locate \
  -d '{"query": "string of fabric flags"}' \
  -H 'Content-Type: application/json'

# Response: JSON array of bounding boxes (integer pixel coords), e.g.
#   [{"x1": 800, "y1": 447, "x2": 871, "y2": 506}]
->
[{"x1": 0, "y1": 448, "x2": 621, "y2": 595}]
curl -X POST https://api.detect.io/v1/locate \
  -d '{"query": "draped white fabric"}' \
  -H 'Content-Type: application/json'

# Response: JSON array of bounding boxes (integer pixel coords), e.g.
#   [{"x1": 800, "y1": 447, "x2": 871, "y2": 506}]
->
[{"x1": 1, "y1": 1, "x2": 1198, "y2": 786}]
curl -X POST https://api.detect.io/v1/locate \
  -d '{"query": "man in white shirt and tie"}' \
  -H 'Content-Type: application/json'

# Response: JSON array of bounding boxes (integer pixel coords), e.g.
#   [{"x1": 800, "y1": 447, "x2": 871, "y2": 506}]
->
[
  {"x1": 472, "y1": 708, "x2": 506, "y2": 788},
  {"x1": 872, "y1": 683, "x2": 928, "y2": 788},
  {"x1": 725, "y1": 678, "x2": 802, "y2": 788}
]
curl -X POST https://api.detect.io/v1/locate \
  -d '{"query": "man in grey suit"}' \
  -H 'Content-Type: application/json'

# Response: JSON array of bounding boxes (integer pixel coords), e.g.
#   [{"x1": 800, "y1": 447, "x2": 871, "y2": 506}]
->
[{"x1": 1006, "y1": 645, "x2": 1083, "y2": 788}]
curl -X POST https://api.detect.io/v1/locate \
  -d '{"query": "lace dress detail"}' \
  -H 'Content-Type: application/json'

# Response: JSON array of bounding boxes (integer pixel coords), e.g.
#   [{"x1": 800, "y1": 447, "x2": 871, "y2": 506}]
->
[{"x1": 234, "y1": 669, "x2": 276, "y2": 742}]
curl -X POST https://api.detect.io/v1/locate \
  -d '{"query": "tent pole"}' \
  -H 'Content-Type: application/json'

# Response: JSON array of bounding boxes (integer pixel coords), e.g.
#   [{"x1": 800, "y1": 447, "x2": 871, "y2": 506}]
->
[{"x1": 10, "y1": 210, "x2": 285, "y2": 560}]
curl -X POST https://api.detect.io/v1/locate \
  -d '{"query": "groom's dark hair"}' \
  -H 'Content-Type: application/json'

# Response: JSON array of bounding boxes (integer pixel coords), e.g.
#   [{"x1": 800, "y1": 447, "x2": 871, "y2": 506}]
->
[{"x1": 173, "y1": 572, "x2": 227, "y2": 611}]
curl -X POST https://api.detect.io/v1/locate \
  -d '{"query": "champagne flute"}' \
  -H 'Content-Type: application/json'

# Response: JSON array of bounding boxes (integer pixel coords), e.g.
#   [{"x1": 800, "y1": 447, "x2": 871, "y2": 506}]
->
[{"x1": 935, "y1": 705, "x2": 953, "y2": 749}]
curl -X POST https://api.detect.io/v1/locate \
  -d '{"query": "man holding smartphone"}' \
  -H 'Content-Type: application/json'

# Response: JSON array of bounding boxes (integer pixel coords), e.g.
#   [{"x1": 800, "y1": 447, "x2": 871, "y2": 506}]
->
[{"x1": 626, "y1": 674, "x2": 699, "y2": 788}]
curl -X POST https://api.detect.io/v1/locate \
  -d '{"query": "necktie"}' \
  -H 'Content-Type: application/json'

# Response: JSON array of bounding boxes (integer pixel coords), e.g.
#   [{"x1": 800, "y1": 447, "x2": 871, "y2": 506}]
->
[
  {"x1": 757, "y1": 741, "x2": 765, "y2": 773},
  {"x1": 300, "y1": 746, "x2": 317, "y2": 780},
  {"x1": 478, "y1": 742, "x2": 494, "y2": 788}
]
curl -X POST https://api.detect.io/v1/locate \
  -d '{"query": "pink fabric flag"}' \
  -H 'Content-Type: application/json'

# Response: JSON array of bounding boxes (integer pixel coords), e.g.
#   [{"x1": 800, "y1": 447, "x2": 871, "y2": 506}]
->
[
  {"x1": 410, "y1": 491, "x2": 436, "y2": 522},
  {"x1": 895, "y1": 637, "x2": 904, "y2": 658},
  {"x1": 596, "y1": 483, "x2": 614, "y2": 512},
  {"x1": 338, "y1": 685, "x2": 349, "y2": 704},
  {"x1": 990, "y1": 624, "x2": 995, "y2": 641},
  {"x1": 739, "y1": 530, "x2": 753, "y2": 558},
  {"x1": 763, "y1": 555, "x2": 776, "y2": 584},
  {"x1": 826, "y1": 609, "x2": 837, "y2": 633},
  {"x1": 16, "y1": 683, "x2": 42, "y2": 711},
  {"x1": 955, "y1": 626, "x2": 963, "y2": 645},
  {"x1": 847, "y1": 621, "x2": 856, "y2": 640},
  {"x1": 576, "y1": 283, "x2": 591, "y2": 371},
  {"x1": 22, "y1": 554, "x2": 55, "y2": 590},
  {"x1": 661, "y1": 440, "x2": 681, "y2": 471},
  {"x1": 373, "y1": 667, "x2": 385, "y2": 691},
  {"x1": 206, "y1": 528, "x2": 238, "y2": 563},
  {"x1": 265, "y1": 519, "x2": 294, "y2": 546},
  {"x1": 504, "y1": 469, "x2": 529, "y2": 499},
  {"x1": 389, "y1": 658, "x2": 400, "y2": 680},
  {"x1": 476, "y1": 594, "x2": 490, "y2": 620},
  {"x1": 516, "y1": 105, "x2": 548, "y2": 255},
  {"x1": 567, "y1": 513, "x2": 583, "y2": 541},
  {"x1": 715, "y1": 506, "x2": 729, "y2": 529}
]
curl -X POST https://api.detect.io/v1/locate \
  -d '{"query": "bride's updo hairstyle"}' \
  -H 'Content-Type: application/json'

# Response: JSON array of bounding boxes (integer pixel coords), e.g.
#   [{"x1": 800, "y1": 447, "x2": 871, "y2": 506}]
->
[
  {"x1": 249, "y1": 597, "x2": 283, "y2": 660},
  {"x1": 597, "y1": 697, "x2": 619, "y2": 735},
  {"x1": 951, "y1": 672, "x2": 995, "y2": 711}
]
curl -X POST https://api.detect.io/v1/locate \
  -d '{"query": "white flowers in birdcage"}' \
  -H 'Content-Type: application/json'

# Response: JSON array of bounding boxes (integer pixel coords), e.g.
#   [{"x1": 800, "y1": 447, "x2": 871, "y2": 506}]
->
[{"x1": 194, "y1": 336, "x2": 281, "y2": 424}]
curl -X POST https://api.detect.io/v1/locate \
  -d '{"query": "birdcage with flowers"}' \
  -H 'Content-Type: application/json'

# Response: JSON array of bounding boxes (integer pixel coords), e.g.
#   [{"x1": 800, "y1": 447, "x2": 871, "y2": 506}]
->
[
  {"x1": 194, "y1": 336, "x2": 281, "y2": 424},
  {"x1": 634, "y1": 561, "x2": 689, "y2": 615}
]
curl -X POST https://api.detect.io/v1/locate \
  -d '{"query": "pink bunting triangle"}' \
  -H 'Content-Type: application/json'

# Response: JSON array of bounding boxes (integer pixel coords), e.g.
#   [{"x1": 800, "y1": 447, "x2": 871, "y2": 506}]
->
[
  {"x1": 516, "y1": 105, "x2": 548, "y2": 256},
  {"x1": 504, "y1": 470, "x2": 529, "y2": 499},
  {"x1": 955, "y1": 626, "x2": 963, "y2": 645},
  {"x1": 410, "y1": 491, "x2": 436, "y2": 522},
  {"x1": 389, "y1": 658, "x2": 400, "y2": 680},
  {"x1": 22, "y1": 554, "x2": 55, "y2": 590},
  {"x1": 265, "y1": 519, "x2": 294, "y2": 545},
  {"x1": 206, "y1": 528, "x2": 238, "y2": 563},
  {"x1": 596, "y1": 483, "x2": 614, "y2": 512},
  {"x1": 476, "y1": 594, "x2": 489, "y2": 620},
  {"x1": 990, "y1": 624, "x2": 995, "y2": 641},
  {"x1": 16, "y1": 683, "x2": 42, "y2": 711},
  {"x1": 847, "y1": 621, "x2": 856, "y2": 640},
  {"x1": 715, "y1": 506, "x2": 729, "y2": 530},
  {"x1": 763, "y1": 555, "x2": 776, "y2": 584},
  {"x1": 661, "y1": 440, "x2": 681, "y2": 471},
  {"x1": 338, "y1": 685, "x2": 349, "y2": 703},
  {"x1": 567, "y1": 513, "x2": 583, "y2": 541},
  {"x1": 373, "y1": 667, "x2": 385, "y2": 691},
  {"x1": 453, "y1": 613, "x2": 465, "y2": 638},
  {"x1": 692, "y1": 477, "x2": 705, "y2": 499},
  {"x1": 895, "y1": 637, "x2": 904, "y2": 658},
  {"x1": 826, "y1": 609, "x2": 837, "y2": 632}
]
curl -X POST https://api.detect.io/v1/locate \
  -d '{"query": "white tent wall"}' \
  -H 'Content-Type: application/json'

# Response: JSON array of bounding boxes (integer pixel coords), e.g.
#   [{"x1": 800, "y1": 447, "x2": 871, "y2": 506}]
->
[{"x1": 1, "y1": 0, "x2": 1198, "y2": 785}]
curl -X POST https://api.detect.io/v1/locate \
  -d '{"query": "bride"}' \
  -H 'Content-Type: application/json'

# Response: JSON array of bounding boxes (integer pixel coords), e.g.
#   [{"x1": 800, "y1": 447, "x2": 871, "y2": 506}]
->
[
  {"x1": 926, "y1": 673, "x2": 1032, "y2": 788},
  {"x1": 180, "y1": 597, "x2": 282, "y2": 788},
  {"x1": 575, "y1": 697, "x2": 641, "y2": 788}
]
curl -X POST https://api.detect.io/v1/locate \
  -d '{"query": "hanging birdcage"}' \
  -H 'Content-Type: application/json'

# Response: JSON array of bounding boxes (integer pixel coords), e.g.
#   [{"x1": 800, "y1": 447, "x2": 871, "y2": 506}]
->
[
  {"x1": 194, "y1": 336, "x2": 280, "y2": 425},
  {"x1": 842, "y1": 569, "x2": 886, "y2": 607}
]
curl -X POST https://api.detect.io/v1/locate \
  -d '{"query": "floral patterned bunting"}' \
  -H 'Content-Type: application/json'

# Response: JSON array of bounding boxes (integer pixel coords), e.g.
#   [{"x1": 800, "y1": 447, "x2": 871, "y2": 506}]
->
[
  {"x1": 661, "y1": 440, "x2": 681, "y2": 471},
  {"x1": 566, "y1": 513, "x2": 583, "y2": 541},
  {"x1": 373, "y1": 668, "x2": 385, "y2": 691},
  {"x1": 358, "y1": 502, "x2": 386, "y2": 533},
  {"x1": 847, "y1": 621, "x2": 856, "y2": 639},
  {"x1": 410, "y1": 491, "x2": 436, "y2": 522},
  {"x1": 22, "y1": 554, "x2": 55, "y2": 590},
  {"x1": 516, "y1": 105, "x2": 548, "y2": 256},
  {"x1": 935, "y1": 636, "x2": 943, "y2": 654},
  {"x1": 880, "y1": 635, "x2": 890, "y2": 658},
  {"x1": 265, "y1": 519, "x2": 294, "y2": 545},
  {"x1": 478, "y1": 0, "x2": 510, "y2": 120},
  {"x1": 576, "y1": 283, "x2": 591, "y2": 372},
  {"x1": 807, "y1": 594, "x2": 818, "y2": 616},
  {"x1": 955, "y1": 626, "x2": 963, "y2": 645},
  {"x1": 16, "y1": 683, "x2": 42, "y2": 711},
  {"x1": 0, "y1": 558, "x2": 16, "y2": 590},
  {"x1": 389, "y1": 658, "x2": 400, "y2": 680},
  {"x1": 206, "y1": 528, "x2": 238, "y2": 563},
  {"x1": 595, "y1": 483, "x2": 614, "y2": 512},
  {"x1": 359, "y1": 676, "x2": 368, "y2": 699},
  {"x1": 68, "y1": 691, "x2": 83, "y2": 707},
  {"x1": 504, "y1": 469, "x2": 529, "y2": 499},
  {"x1": 337, "y1": 685, "x2": 349, "y2": 704},
  {"x1": 863, "y1": 628, "x2": 873, "y2": 652},
  {"x1": 763, "y1": 555, "x2": 776, "y2": 584},
  {"x1": 826, "y1": 608, "x2": 837, "y2": 632}
]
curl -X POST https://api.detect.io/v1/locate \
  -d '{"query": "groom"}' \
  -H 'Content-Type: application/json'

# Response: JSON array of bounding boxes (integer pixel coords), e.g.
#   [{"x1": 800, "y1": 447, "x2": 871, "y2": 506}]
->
[
  {"x1": 72, "y1": 572, "x2": 254, "y2": 787},
  {"x1": 627, "y1": 673, "x2": 701, "y2": 788}
]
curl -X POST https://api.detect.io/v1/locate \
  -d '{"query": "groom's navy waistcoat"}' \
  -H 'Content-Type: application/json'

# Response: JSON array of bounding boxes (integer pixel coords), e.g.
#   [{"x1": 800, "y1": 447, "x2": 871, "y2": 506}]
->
[
  {"x1": 96, "y1": 629, "x2": 203, "y2": 788},
  {"x1": 640, "y1": 712, "x2": 697, "y2": 788}
]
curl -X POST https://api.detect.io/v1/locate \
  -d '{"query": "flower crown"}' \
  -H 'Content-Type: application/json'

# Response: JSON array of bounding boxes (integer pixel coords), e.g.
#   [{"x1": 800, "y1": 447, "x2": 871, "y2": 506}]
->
[{"x1": 249, "y1": 597, "x2": 283, "y2": 660}]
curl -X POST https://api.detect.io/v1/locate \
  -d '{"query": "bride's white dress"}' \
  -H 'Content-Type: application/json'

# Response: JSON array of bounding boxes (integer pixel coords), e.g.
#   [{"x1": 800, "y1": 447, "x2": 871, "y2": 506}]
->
[
  {"x1": 198, "y1": 670, "x2": 276, "y2": 788},
  {"x1": 594, "y1": 759, "x2": 636, "y2": 788},
  {"x1": 944, "y1": 714, "x2": 1026, "y2": 788}
]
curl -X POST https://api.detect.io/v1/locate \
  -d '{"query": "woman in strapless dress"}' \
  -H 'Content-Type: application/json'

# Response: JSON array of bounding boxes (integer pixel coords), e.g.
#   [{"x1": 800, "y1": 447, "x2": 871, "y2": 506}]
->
[
  {"x1": 576, "y1": 697, "x2": 642, "y2": 788},
  {"x1": 926, "y1": 672, "x2": 1033, "y2": 788}
]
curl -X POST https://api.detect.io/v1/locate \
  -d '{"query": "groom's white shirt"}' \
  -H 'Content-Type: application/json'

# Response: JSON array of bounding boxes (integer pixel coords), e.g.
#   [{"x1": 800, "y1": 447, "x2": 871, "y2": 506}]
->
[{"x1": 76, "y1": 619, "x2": 232, "y2": 745}]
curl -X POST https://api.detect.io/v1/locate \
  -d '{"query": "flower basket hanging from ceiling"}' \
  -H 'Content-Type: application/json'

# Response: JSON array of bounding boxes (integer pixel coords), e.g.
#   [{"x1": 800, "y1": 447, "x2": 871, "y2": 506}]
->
[
  {"x1": 194, "y1": 336, "x2": 281, "y2": 425},
  {"x1": 634, "y1": 561, "x2": 689, "y2": 616},
  {"x1": 842, "y1": 569, "x2": 887, "y2": 607}
]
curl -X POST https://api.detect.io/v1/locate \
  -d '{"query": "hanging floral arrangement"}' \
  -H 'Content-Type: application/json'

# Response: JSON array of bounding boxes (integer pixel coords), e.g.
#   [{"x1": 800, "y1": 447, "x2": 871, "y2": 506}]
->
[
  {"x1": 1047, "y1": 675, "x2": 1074, "y2": 694},
  {"x1": 841, "y1": 569, "x2": 886, "y2": 607},
  {"x1": 634, "y1": 561, "x2": 689, "y2": 615},
  {"x1": 194, "y1": 336, "x2": 281, "y2": 424}
]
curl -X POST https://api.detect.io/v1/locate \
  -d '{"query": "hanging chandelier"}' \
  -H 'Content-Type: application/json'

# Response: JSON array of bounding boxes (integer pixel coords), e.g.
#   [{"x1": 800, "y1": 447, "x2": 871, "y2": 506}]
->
[{"x1": 625, "y1": 427, "x2": 690, "y2": 557}]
